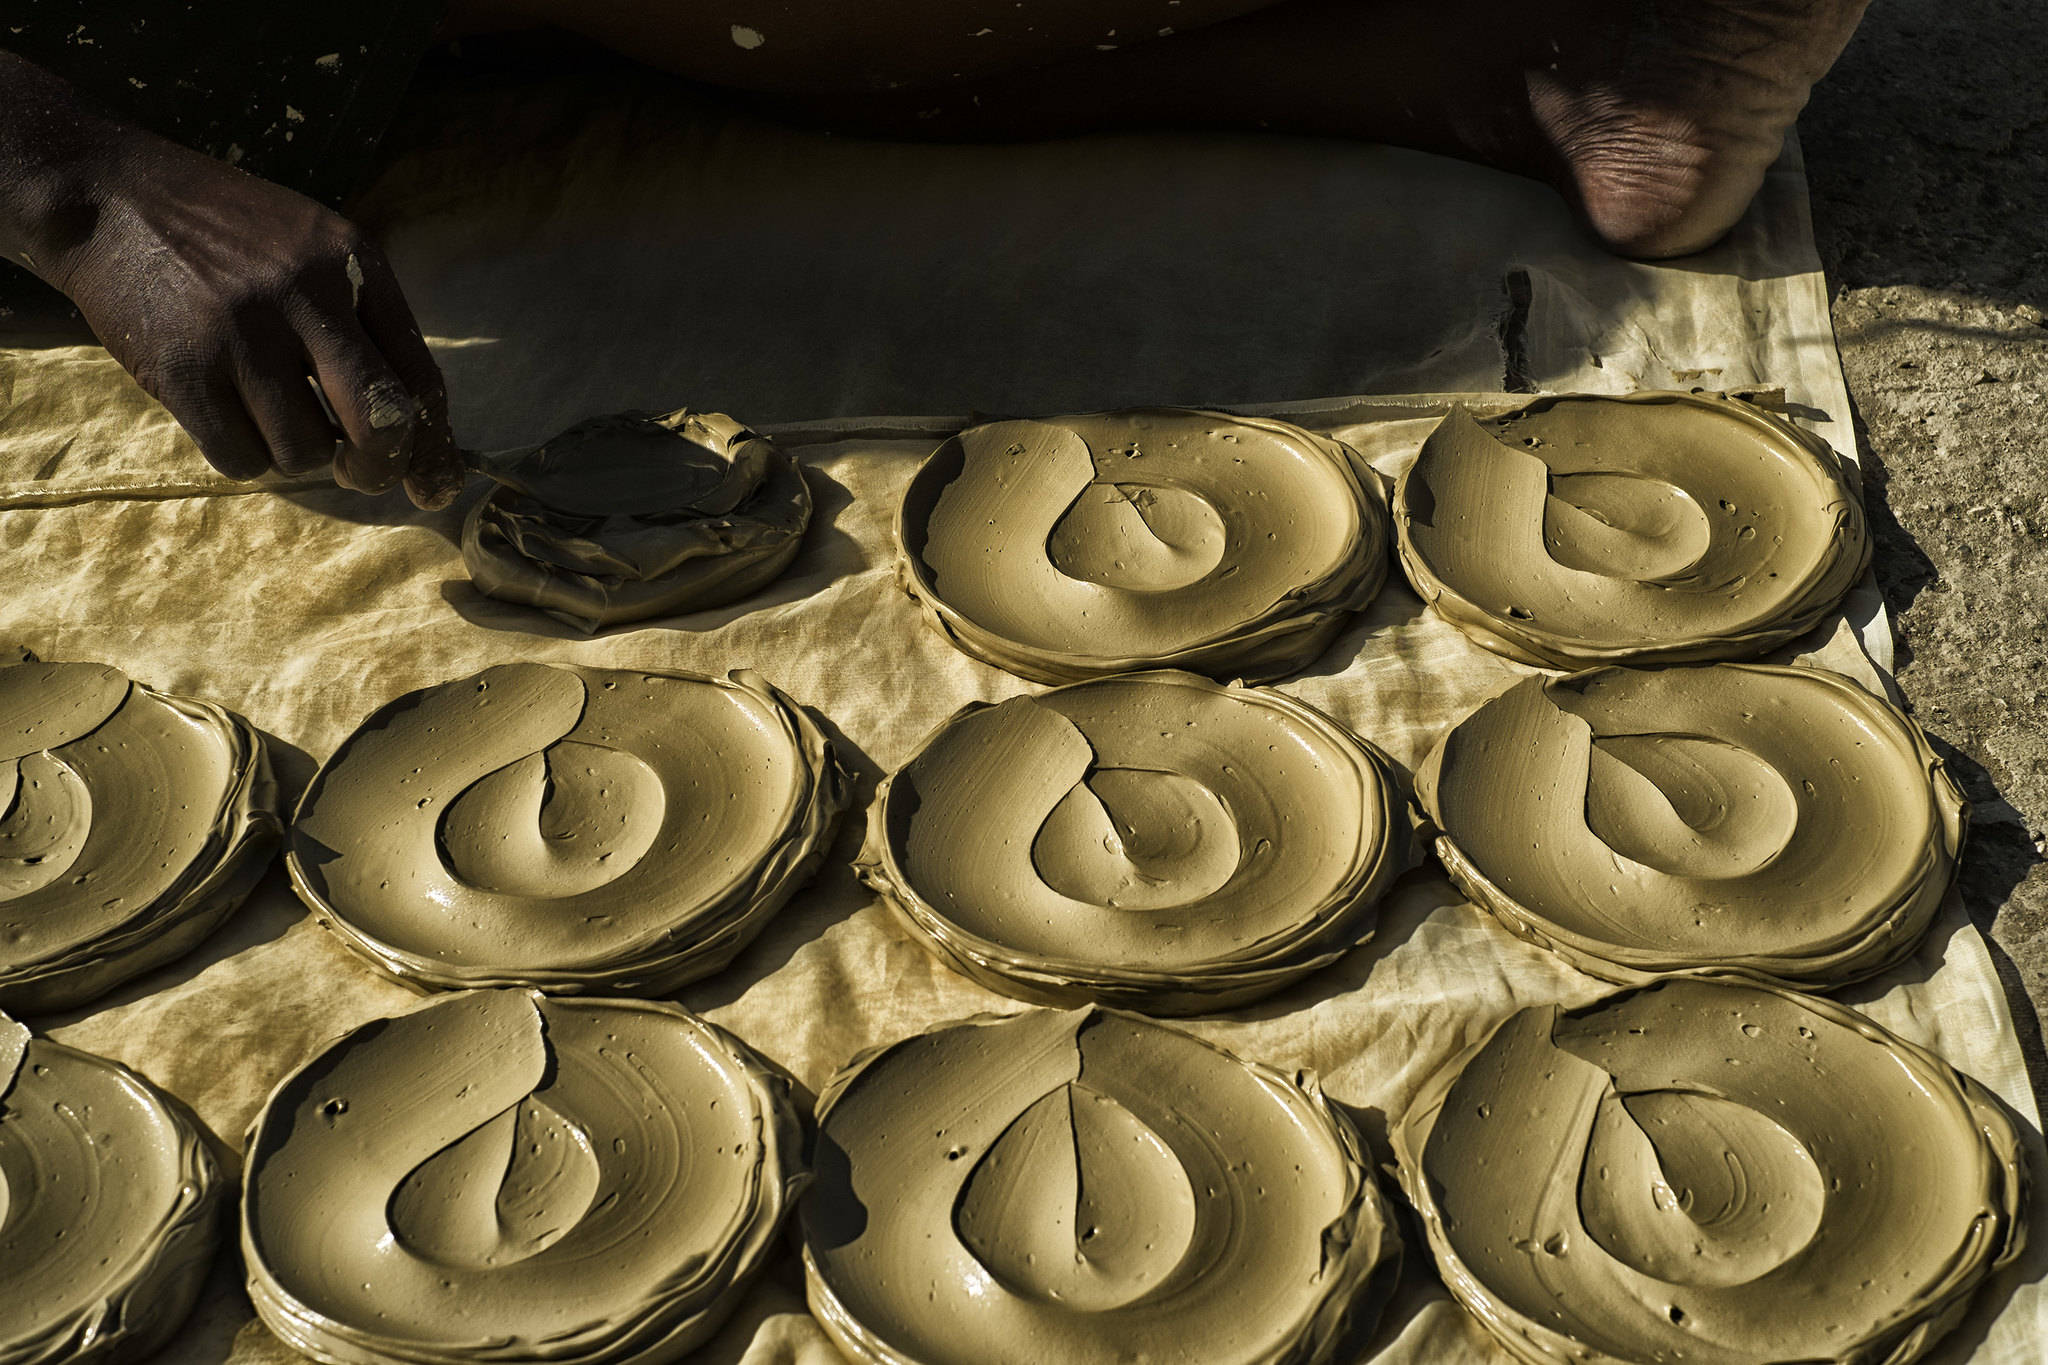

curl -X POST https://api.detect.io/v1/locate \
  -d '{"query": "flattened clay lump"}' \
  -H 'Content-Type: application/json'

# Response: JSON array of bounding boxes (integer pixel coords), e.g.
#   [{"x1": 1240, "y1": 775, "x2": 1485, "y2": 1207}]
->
[
  {"x1": 858, "y1": 671, "x2": 1417, "y2": 1012},
  {"x1": 0, "y1": 652, "x2": 279, "y2": 1013},
  {"x1": 1394, "y1": 976, "x2": 2027, "y2": 1365},
  {"x1": 0, "y1": 1012, "x2": 225, "y2": 1364},
  {"x1": 288, "y1": 662, "x2": 848, "y2": 992},
  {"x1": 898, "y1": 408, "x2": 1389, "y2": 683},
  {"x1": 1394, "y1": 392, "x2": 1870, "y2": 667},
  {"x1": 242, "y1": 990, "x2": 805, "y2": 1365},
  {"x1": 464, "y1": 409, "x2": 811, "y2": 632},
  {"x1": 802, "y1": 1007, "x2": 1400, "y2": 1365},
  {"x1": 1417, "y1": 664, "x2": 1964, "y2": 987}
]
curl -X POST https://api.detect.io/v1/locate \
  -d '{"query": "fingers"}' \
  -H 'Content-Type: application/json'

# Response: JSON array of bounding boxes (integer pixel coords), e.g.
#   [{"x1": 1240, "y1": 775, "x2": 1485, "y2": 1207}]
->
[
  {"x1": 350, "y1": 244, "x2": 449, "y2": 434},
  {"x1": 298, "y1": 307, "x2": 418, "y2": 496},
  {"x1": 345, "y1": 243, "x2": 466, "y2": 508},
  {"x1": 148, "y1": 350, "x2": 275, "y2": 482},
  {"x1": 233, "y1": 319, "x2": 345, "y2": 478}
]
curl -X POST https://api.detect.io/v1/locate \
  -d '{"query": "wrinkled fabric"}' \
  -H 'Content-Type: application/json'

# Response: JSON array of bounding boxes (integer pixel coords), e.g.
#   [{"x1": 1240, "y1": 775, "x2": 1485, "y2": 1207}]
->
[{"x1": 0, "y1": 89, "x2": 2034, "y2": 1364}]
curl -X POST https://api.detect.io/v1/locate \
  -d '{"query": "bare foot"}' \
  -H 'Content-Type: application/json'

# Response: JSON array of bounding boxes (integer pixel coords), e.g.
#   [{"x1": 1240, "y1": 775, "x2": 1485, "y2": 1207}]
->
[
  {"x1": 479, "y1": 0, "x2": 1873, "y2": 259},
  {"x1": 1526, "y1": 1, "x2": 1873, "y2": 257}
]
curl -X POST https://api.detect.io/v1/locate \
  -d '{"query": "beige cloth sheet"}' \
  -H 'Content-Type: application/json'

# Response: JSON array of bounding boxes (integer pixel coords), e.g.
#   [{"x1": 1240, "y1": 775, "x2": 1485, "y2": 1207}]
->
[{"x1": 0, "y1": 78, "x2": 2037, "y2": 1363}]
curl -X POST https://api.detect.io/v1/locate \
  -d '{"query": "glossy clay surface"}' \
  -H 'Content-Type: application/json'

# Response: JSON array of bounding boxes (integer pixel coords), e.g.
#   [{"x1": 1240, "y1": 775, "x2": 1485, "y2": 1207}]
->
[
  {"x1": 242, "y1": 990, "x2": 804, "y2": 1365},
  {"x1": 464, "y1": 409, "x2": 812, "y2": 632},
  {"x1": 1395, "y1": 976, "x2": 2027, "y2": 1365},
  {"x1": 859, "y1": 671, "x2": 1416, "y2": 1012},
  {"x1": 0, "y1": 655, "x2": 279, "y2": 1013},
  {"x1": 899, "y1": 409, "x2": 1389, "y2": 683},
  {"x1": 1394, "y1": 392, "x2": 1870, "y2": 667},
  {"x1": 1417, "y1": 664, "x2": 1965, "y2": 987},
  {"x1": 1, "y1": 1014, "x2": 224, "y2": 1365},
  {"x1": 288, "y1": 663, "x2": 847, "y2": 993},
  {"x1": 803, "y1": 1007, "x2": 1399, "y2": 1365}
]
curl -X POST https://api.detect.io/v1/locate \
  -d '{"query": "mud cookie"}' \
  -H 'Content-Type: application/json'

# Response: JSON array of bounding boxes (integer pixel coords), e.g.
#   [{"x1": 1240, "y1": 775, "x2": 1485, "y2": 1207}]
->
[
  {"x1": 289, "y1": 663, "x2": 848, "y2": 993},
  {"x1": 1393, "y1": 392, "x2": 1869, "y2": 667},
  {"x1": 898, "y1": 408, "x2": 1389, "y2": 683}
]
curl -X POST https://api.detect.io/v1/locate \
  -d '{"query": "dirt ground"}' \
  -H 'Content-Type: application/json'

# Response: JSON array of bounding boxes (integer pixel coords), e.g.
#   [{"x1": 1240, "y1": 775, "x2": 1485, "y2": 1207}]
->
[{"x1": 1800, "y1": 0, "x2": 2048, "y2": 1088}]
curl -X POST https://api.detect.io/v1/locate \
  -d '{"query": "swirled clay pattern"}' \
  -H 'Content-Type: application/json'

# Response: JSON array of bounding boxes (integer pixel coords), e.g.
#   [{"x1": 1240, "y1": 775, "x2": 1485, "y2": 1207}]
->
[
  {"x1": 802, "y1": 1007, "x2": 1399, "y2": 1365},
  {"x1": 857, "y1": 672, "x2": 1417, "y2": 1013},
  {"x1": 1393, "y1": 392, "x2": 1870, "y2": 667},
  {"x1": 1393, "y1": 976, "x2": 2028, "y2": 1365},
  {"x1": 898, "y1": 408, "x2": 1390, "y2": 683},
  {"x1": 288, "y1": 663, "x2": 848, "y2": 993},
  {"x1": 242, "y1": 990, "x2": 805, "y2": 1365},
  {"x1": 1, "y1": 1014, "x2": 225, "y2": 1365},
  {"x1": 464, "y1": 409, "x2": 811, "y2": 632},
  {"x1": 1416, "y1": 664, "x2": 1963, "y2": 987},
  {"x1": 0, "y1": 654, "x2": 280, "y2": 1013}
]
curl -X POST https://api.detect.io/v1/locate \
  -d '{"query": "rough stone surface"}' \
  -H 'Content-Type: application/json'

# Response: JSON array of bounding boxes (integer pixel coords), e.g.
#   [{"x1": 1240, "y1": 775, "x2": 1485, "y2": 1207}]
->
[{"x1": 1802, "y1": 0, "x2": 2048, "y2": 1096}]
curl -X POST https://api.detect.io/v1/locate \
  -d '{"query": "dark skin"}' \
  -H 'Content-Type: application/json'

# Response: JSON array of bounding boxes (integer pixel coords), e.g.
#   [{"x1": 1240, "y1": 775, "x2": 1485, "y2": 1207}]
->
[
  {"x1": 1, "y1": 0, "x2": 1872, "y2": 502},
  {"x1": 0, "y1": 52, "x2": 462, "y2": 506}
]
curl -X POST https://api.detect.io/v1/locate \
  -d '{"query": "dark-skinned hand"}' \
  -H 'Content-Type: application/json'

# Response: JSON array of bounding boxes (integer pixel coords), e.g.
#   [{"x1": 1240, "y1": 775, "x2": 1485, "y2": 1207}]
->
[{"x1": 1, "y1": 53, "x2": 464, "y2": 507}]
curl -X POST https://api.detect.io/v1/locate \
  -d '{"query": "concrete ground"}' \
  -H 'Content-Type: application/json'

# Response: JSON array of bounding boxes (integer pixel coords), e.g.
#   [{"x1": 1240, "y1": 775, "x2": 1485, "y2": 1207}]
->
[{"x1": 1801, "y1": 0, "x2": 2048, "y2": 1089}]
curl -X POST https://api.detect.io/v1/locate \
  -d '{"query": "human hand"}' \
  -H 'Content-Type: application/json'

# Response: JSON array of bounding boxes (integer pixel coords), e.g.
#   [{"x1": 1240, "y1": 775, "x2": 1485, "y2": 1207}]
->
[{"x1": 28, "y1": 123, "x2": 462, "y2": 506}]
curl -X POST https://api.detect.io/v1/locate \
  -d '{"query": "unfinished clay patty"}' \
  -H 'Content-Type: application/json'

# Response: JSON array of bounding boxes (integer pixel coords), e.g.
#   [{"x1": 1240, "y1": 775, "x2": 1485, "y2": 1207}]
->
[
  {"x1": 897, "y1": 408, "x2": 1389, "y2": 683},
  {"x1": 1416, "y1": 664, "x2": 1964, "y2": 988},
  {"x1": 857, "y1": 671, "x2": 1417, "y2": 1012},
  {"x1": 1393, "y1": 976, "x2": 2027, "y2": 1365},
  {"x1": 241, "y1": 990, "x2": 805, "y2": 1365},
  {"x1": 802, "y1": 1007, "x2": 1399, "y2": 1365},
  {"x1": 288, "y1": 663, "x2": 848, "y2": 993},
  {"x1": 0, "y1": 653, "x2": 279, "y2": 1013},
  {"x1": 463, "y1": 409, "x2": 811, "y2": 632},
  {"x1": 0, "y1": 1014, "x2": 225, "y2": 1364},
  {"x1": 1393, "y1": 392, "x2": 1870, "y2": 667}
]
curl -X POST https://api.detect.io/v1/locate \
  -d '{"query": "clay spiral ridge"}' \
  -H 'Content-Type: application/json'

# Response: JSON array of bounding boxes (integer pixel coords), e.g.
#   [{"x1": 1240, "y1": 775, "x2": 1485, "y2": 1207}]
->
[
  {"x1": 802, "y1": 1007, "x2": 1400, "y2": 1365},
  {"x1": 242, "y1": 990, "x2": 806, "y2": 1365},
  {"x1": 1416, "y1": 664, "x2": 1964, "y2": 988},
  {"x1": 288, "y1": 663, "x2": 849, "y2": 993},
  {"x1": 1393, "y1": 391, "x2": 1870, "y2": 667},
  {"x1": 898, "y1": 408, "x2": 1390, "y2": 683},
  {"x1": 0, "y1": 654, "x2": 279, "y2": 1013},
  {"x1": 858, "y1": 671, "x2": 1417, "y2": 1013},
  {"x1": 1393, "y1": 976, "x2": 2027, "y2": 1365}
]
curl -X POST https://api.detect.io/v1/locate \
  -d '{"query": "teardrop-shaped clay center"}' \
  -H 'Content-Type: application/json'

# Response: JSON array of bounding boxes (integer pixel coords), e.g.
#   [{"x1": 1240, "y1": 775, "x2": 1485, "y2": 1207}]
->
[{"x1": 954, "y1": 1081, "x2": 1197, "y2": 1310}]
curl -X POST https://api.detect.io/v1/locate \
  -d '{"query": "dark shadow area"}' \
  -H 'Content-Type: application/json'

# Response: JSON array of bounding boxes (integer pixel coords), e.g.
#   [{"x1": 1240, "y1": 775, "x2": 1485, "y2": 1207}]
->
[
  {"x1": 1846, "y1": 403, "x2": 1941, "y2": 632},
  {"x1": 274, "y1": 478, "x2": 466, "y2": 544}
]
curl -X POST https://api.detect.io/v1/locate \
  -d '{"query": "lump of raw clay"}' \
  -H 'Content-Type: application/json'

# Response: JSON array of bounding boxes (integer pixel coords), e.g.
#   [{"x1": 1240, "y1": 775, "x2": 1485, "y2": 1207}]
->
[
  {"x1": 464, "y1": 408, "x2": 811, "y2": 632},
  {"x1": 897, "y1": 408, "x2": 1389, "y2": 683},
  {"x1": 1393, "y1": 391, "x2": 1870, "y2": 667},
  {"x1": 242, "y1": 989, "x2": 805, "y2": 1365},
  {"x1": 287, "y1": 662, "x2": 848, "y2": 993},
  {"x1": 0, "y1": 652, "x2": 279, "y2": 1013},
  {"x1": 802, "y1": 1006, "x2": 1401, "y2": 1365},
  {"x1": 858, "y1": 670, "x2": 1417, "y2": 1013},
  {"x1": 1394, "y1": 975, "x2": 2026, "y2": 1365}
]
